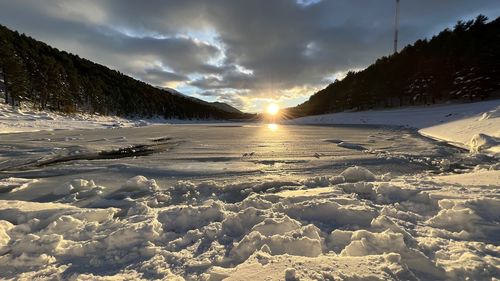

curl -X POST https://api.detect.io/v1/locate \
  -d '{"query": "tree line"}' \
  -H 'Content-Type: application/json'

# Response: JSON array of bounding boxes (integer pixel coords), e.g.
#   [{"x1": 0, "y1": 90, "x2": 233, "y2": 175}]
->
[
  {"x1": 0, "y1": 24, "x2": 252, "y2": 120},
  {"x1": 288, "y1": 15, "x2": 500, "y2": 117}
]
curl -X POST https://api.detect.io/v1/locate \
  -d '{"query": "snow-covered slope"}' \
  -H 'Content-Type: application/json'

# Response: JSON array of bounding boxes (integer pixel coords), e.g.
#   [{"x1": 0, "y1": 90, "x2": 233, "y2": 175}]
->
[
  {"x1": 0, "y1": 103, "x2": 150, "y2": 134},
  {"x1": 163, "y1": 87, "x2": 242, "y2": 114},
  {"x1": 289, "y1": 100, "x2": 500, "y2": 156},
  {"x1": 210, "y1": 102, "x2": 242, "y2": 114},
  {"x1": 0, "y1": 103, "x2": 232, "y2": 134}
]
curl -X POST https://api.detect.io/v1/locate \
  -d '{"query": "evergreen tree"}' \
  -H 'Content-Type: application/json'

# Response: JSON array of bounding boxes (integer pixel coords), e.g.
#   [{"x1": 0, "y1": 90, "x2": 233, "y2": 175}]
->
[
  {"x1": 0, "y1": 42, "x2": 28, "y2": 107},
  {"x1": 288, "y1": 15, "x2": 500, "y2": 117}
]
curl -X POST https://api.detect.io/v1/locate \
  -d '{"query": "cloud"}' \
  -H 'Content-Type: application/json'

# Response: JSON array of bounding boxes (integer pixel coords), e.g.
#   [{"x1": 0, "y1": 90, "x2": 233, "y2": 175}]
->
[
  {"x1": 1, "y1": 0, "x2": 499, "y2": 111},
  {"x1": 139, "y1": 68, "x2": 189, "y2": 86}
]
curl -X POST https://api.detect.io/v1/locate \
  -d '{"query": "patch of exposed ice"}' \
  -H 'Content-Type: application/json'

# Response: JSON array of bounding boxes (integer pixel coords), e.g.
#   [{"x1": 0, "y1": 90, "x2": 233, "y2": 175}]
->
[{"x1": 337, "y1": 141, "x2": 367, "y2": 151}]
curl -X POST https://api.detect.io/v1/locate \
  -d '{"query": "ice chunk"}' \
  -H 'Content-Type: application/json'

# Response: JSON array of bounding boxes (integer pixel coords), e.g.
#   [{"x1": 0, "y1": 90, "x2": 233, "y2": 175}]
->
[
  {"x1": 285, "y1": 268, "x2": 297, "y2": 281},
  {"x1": 251, "y1": 217, "x2": 302, "y2": 236},
  {"x1": 52, "y1": 179, "x2": 99, "y2": 196},
  {"x1": 340, "y1": 166, "x2": 376, "y2": 182},
  {"x1": 229, "y1": 230, "x2": 322, "y2": 263},
  {"x1": 121, "y1": 176, "x2": 159, "y2": 192},
  {"x1": 469, "y1": 133, "x2": 499, "y2": 154},
  {"x1": 284, "y1": 198, "x2": 377, "y2": 227},
  {"x1": 339, "y1": 182, "x2": 429, "y2": 205},
  {"x1": 341, "y1": 230, "x2": 445, "y2": 278},
  {"x1": 0, "y1": 220, "x2": 13, "y2": 253},
  {"x1": 157, "y1": 200, "x2": 224, "y2": 232},
  {"x1": 337, "y1": 142, "x2": 366, "y2": 151},
  {"x1": 427, "y1": 198, "x2": 500, "y2": 241},
  {"x1": 221, "y1": 207, "x2": 270, "y2": 237},
  {"x1": 327, "y1": 229, "x2": 353, "y2": 252}
]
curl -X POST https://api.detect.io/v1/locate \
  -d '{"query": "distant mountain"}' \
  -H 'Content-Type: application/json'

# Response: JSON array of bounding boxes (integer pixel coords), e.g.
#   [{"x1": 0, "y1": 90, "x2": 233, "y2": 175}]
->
[
  {"x1": 0, "y1": 25, "x2": 253, "y2": 120},
  {"x1": 209, "y1": 102, "x2": 242, "y2": 114},
  {"x1": 287, "y1": 15, "x2": 500, "y2": 118},
  {"x1": 161, "y1": 87, "x2": 242, "y2": 113}
]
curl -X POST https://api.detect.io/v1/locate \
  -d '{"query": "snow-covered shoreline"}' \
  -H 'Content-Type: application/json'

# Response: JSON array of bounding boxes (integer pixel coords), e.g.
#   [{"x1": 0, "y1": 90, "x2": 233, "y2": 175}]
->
[
  {"x1": 0, "y1": 103, "x2": 232, "y2": 135},
  {"x1": 288, "y1": 100, "x2": 500, "y2": 156}
]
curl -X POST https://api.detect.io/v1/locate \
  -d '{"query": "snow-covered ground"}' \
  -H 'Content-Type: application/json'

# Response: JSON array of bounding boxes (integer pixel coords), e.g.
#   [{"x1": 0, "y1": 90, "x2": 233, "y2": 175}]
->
[
  {"x1": 0, "y1": 103, "x2": 148, "y2": 133},
  {"x1": 0, "y1": 164, "x2": 498, "y2": 280},
  {"x1": 0, "y1": 101, "x2": 499, "y2": 280},
  {"x1": 289, "y1": 100, "x2": 500, "y2": 156},
  {"x1": 0, "y1": 103, "x2": 229, "y2": 134}
]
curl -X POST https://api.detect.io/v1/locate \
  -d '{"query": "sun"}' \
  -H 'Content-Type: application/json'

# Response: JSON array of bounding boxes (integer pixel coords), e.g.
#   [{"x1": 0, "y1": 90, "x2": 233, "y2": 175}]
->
[{"x1": 266, "y1": 103, "x2": 280, "y2": 116}]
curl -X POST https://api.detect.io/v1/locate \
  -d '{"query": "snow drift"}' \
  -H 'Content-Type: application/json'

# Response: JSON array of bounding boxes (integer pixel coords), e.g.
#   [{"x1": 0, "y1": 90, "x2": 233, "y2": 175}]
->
[{"x1": 0, "y1": 165, "x2": 498, "y2": 280}]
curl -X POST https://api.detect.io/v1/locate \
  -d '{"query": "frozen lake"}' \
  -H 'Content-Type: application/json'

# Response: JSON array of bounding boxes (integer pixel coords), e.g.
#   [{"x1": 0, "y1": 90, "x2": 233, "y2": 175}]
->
[{"x1": 0, "y1": 123, "x2": 469, "y2": 197}]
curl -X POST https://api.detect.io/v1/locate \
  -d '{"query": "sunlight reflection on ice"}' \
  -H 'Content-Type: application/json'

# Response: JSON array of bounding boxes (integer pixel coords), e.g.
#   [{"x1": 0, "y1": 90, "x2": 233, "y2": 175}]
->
[{"x1": 267, "y1": 123, "x2": 279, "y2": 131}]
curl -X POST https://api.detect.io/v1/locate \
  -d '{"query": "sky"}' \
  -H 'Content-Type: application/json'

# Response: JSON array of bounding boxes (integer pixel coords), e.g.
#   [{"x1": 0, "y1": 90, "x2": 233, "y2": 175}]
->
[{"x1": 0, "y1": 0, "x2": 499, "y2": 112}]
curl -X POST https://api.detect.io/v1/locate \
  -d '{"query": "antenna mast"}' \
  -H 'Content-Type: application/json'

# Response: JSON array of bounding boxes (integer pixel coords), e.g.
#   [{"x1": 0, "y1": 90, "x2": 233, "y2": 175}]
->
[{"x1": 393, "y1": 0, "x2": 400, "y2": 54}]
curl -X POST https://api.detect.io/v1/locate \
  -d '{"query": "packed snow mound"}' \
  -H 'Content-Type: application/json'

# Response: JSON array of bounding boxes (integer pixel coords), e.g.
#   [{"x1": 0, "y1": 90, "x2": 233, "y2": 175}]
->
[
  {"x1": 209, "y1": 251, "x2": 413, "y2": 281},
  {"x1": 338, "y1": 182, "x2": 430, "y2": 205},
  {"x1": 0, "y1": 220, "x2": 13, "y2": 251},
  {"x1": 48, "y1": 176, "x2": 162, "y2": 206},
  {"x1": 478, "y1": 105, "x2": 500, "y2": 120},
  {"x1": 0, "y1": 168, "x2": 499, "y2": 280},
  {"x1": 229, "y1": 228, "x2": 323, "y2": 262},
  {"x1": 157, "y1": 200, "x2": 224, "y2": 232},
  {"x1": 122, "y1": 175, "x2": 159, "y2": 192},
  {"x1": 283, "y1": 198, "x2": 377, "y2": 227},
  {"x1": 426, "y1": 198, "x2": 500, "y2": 241},
  {"x1": 284, "y1": 267, "x2": 296, "y2": 281},
  {"x1": 339, "y1": 230, "x2": 445, "y2": 277},
  {"x1": 251, "y1": 216, "x2": 302, "y2": 236},
  {"x1": 340, "y1": 166, "x2": 376, "y2": 182},
  {"x1": 52, "y1": 179, "x2": 101, "y2": 196},
  {"x1": 469, "y1": 133, "x2": 500, "y2": 155},
  {"x1": 0, "y1": 177, "x2": 37, "y2": 193}
]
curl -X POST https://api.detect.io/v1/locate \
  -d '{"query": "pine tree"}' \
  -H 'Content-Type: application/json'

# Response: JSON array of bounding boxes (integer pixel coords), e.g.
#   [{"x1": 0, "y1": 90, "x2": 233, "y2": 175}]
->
[{"x1": 0, "y1": 42, "x2": 28, "y2": 107}]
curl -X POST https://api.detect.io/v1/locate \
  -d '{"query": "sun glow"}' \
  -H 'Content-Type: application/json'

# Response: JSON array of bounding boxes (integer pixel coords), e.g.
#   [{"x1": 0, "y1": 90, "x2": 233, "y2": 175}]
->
[
  {"x1": 266, "y1": 103, "x2": 280, "y2": 116},
  {"x1": 267, "y1": 123, "x2": 279, "y2": 131}
]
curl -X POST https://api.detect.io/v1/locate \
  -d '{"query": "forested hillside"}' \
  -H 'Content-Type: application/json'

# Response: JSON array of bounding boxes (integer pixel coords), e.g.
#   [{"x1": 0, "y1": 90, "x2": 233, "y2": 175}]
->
[
  {"x1": 288, "y1": 15, "x2": 500, "y2": 117},
  {"x1": 0, "y1": 25, "x2": 252, "y2": 119},
  {"x1": 163, "y1": 87, "x2": 243, "y2": 114}
]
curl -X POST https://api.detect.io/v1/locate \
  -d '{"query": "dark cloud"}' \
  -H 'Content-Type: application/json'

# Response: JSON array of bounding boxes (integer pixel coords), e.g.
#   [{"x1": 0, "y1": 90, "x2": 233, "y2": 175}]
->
[
  {"x1": 1, "y1": 0, "x2": 499, "y2": 111},
  {"x1": 190, "y1": 72, "x2": 255, "y2": 90},
  {"x1": 140, "y1": 68, "x2": 189, "y2": 86}
]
